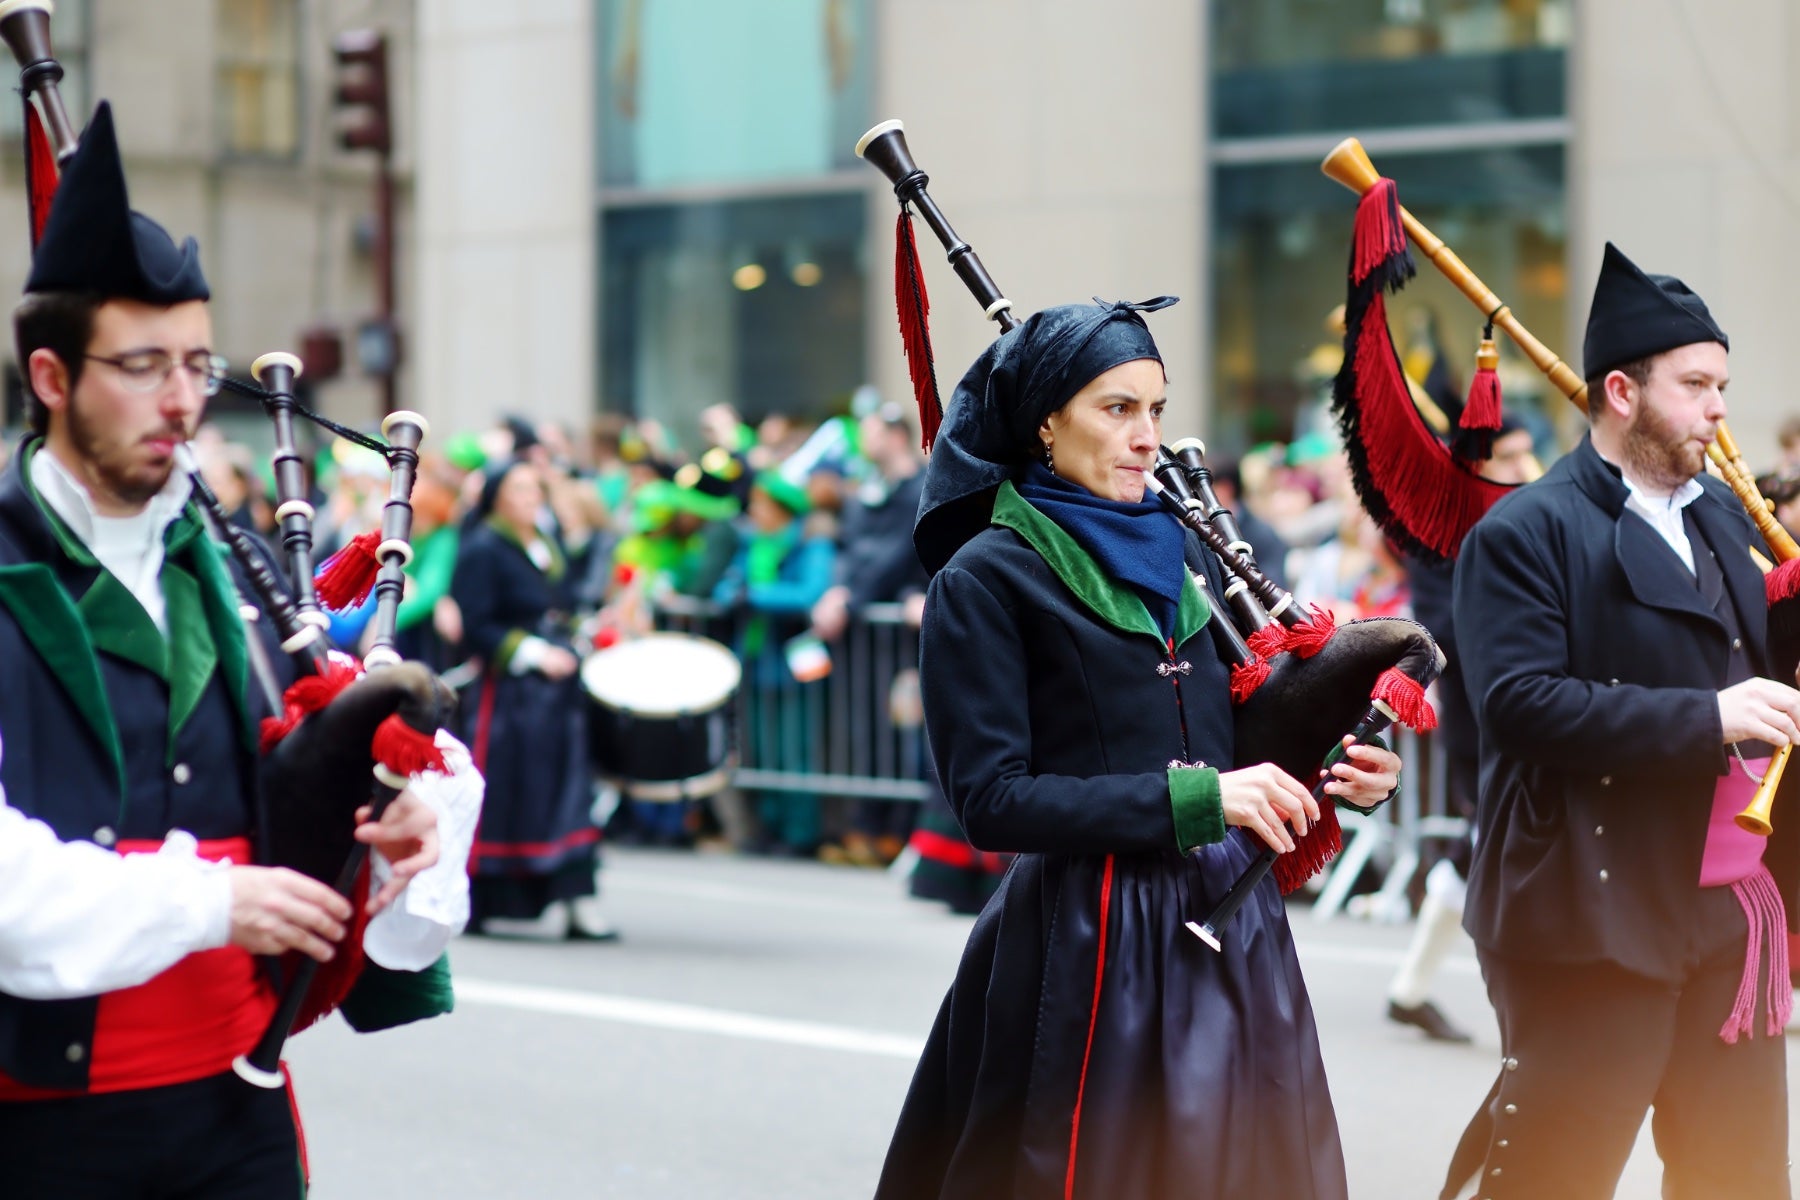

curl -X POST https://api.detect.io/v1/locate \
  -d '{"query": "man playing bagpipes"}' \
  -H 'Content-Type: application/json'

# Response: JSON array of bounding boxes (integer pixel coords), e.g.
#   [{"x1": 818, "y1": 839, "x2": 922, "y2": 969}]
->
[
  {"x1": 1442, "y1": 244, "x2": 1800, "y2": 1198},
  {"x1": 0, "y1": 100, "x2": 482, "y2": 1197}
]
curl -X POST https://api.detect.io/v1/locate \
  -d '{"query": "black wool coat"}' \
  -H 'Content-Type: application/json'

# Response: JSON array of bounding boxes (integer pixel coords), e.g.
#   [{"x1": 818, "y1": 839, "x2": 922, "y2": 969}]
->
[
  {"x1": 878, "y1": 485, "x2": 1346, "y2": 1200},
  {"x1": 1452, "y1": 437, "x2": 1800, "y2": 980}
]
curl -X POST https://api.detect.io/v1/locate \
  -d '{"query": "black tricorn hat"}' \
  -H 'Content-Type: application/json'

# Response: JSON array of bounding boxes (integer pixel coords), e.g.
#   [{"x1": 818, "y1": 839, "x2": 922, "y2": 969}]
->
[
  {"x1": 24, "y1": 102, "x2": 209, "y2": 303},
  {"x1": 1582, "y1": 242, "x2": 1725, "y2": 380}
]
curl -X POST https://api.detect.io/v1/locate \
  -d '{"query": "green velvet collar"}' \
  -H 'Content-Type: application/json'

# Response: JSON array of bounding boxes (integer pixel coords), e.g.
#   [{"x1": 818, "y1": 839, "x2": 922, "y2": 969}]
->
[
  {"x1": 990, "y1": 479, "x2": 1208, "y2": 645},
  {"x1": 4, "y1": 441, "x2": 254, "y2": 763}
]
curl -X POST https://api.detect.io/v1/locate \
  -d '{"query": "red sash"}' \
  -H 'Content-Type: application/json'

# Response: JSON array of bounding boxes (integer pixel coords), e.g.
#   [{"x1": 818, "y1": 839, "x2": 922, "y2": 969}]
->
[{"x1": 0, "y1": 837, "x2": 277, "y2": 1100}]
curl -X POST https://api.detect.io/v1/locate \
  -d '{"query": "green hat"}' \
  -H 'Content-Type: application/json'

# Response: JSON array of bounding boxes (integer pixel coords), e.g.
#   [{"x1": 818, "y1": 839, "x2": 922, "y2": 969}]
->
[
  {"x1": 753, "y1": 471, "x2": 811, "y2": 516},
  {"x1": 444, "y1": 432, "x2": 487, "y2": 473},
  {"x1": 631, "y1": 477, "x2": 737, "y2": 532}
]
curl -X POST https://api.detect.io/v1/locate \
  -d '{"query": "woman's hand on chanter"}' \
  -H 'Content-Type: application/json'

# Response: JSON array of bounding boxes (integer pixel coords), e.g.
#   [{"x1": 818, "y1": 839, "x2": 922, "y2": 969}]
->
[
  {"x1": 1218, "y1": 763, "x2": 1319, "y2": 854},
  {"x1": 1323, "y1": 736, "x2": 1401, "y2": 809}
]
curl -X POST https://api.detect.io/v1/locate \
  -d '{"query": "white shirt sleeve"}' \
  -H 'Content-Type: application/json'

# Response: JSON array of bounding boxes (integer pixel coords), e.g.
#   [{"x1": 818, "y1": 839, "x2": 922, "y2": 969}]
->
[
  {"x1": 360, "y1": 729, "x2": 483, "y2": 971},
  {"x1": 0, "y1": 801, "x2": 233, "y2": 1001}
]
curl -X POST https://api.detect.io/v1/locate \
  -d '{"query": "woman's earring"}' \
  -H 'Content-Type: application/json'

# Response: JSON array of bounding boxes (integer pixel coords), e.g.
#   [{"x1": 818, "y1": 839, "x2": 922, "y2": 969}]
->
[{"x1": 1042, "y1": 443, "x2": 1055, "y2": 474}]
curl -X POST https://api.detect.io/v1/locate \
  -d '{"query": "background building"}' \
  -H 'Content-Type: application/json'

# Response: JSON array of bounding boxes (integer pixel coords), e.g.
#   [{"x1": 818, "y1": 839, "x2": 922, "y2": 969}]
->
[
  {"x1": 1, "y1": 1, "x2": 1795, "y2": 465},
  {"x1": 0, "y1": 0, "x2": 413, "y2": 441}
]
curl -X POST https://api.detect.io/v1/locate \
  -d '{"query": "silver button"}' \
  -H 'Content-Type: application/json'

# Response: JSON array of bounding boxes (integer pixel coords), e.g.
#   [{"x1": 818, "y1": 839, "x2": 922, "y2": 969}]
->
[
  {"x1": 1733, "y1": 637, "x2": 1743, "y2": 650},
  {"x1": 1497, "y1": 1140, "x2": 1509, "y2": 1148},
  {"x1": 1600, "y1": 775, "x2": 1612, "y2": 786},
  {"x1": 1491, "y1": 1167, "x2": 1503, "y2": 1178},
  {"x1": 65, "y1": 1042, "x2": 84, "y2": 1063},
  {"x1": 172, "y1": 763, "x2": 192, "y2": 785},
  {"x1": 1599, "y1": 869, "x2": 1610, "y2": 882},
  {"x1": 1595, "y1": 825, "x2": 1604, "y2": 836},
  {"x1": 1504, "y1": 1056, "x2": 1518, "y2": 1071},
  {"x1": 1504, "y1": 1104, "x2": 1517, "y2": 1115},
  {"x1": 1607, "y1": 678, "x2": 1619, "y2": 686},
  {"x1": 93, "y1": 826, "x2": 116, "y2": 847}
]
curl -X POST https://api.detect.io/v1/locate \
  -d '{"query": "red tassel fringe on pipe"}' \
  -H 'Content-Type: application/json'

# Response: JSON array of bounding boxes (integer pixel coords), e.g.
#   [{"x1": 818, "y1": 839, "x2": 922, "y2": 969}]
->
[
  {"x1": 314, "y1": 529, "x2": 383, "y2": 612},
  {"x1": 895, "y1": 209, "x2": 943, "y2": 451}
]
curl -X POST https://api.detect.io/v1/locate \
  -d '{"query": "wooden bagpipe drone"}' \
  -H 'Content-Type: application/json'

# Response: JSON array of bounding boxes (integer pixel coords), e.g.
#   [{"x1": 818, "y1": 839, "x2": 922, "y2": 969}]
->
[
  {"x1": 1320, "y1": 134, "x2": 1800, "y2": 840},
  {"x1": 0, "y1": 1, "x2": 454, "y2": 1087},
  {"x1": 855, "y1": 119, "x2": 1445, "y2": 947}
]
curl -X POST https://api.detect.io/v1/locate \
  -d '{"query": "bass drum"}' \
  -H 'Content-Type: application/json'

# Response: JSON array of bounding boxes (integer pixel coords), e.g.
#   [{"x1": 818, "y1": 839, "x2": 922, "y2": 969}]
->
[{"x1": 582, "y1": 632, "x2": 741, "y2": 800}]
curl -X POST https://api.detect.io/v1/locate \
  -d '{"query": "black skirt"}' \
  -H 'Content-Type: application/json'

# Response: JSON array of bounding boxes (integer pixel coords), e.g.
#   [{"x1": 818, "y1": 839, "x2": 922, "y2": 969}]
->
[
  {"x1": 462, "y1": 665, "x2": 598, "y2": 920},
  {"x1": 877, "y1": 830, "x2": 1346, "y2": 1200}
]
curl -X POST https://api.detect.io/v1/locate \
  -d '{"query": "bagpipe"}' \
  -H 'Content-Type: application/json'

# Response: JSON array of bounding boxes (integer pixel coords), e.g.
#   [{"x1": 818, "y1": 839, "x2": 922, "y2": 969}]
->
[
  {"x1": 1320, "y1": 135, "x2": 1800, "y2": 839},
  {"x1": 0, "y1": 3, "x2": 455, "y2": 1087},
  {"x1": 855, "y1": 120, "x2": 1444, "y2": 946}
]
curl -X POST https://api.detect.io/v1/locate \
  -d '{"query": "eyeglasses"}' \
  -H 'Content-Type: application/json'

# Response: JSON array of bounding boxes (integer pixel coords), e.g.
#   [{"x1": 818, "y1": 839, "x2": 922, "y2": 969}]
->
[{"x1": 82, "y1": 350, "x2": 230, "y2": 397}]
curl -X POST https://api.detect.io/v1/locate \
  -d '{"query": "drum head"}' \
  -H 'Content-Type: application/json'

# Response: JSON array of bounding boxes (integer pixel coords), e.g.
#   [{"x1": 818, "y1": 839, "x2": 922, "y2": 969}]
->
[{"x1": 581, "y1": 633, "x2": 742, "y2": 716}]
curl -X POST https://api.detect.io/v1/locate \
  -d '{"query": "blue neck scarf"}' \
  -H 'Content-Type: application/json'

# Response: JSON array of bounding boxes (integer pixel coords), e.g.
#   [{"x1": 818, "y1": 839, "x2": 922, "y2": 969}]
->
[{"x1": 1015, "y1": 462, "x2": 1187, "y2": 637}]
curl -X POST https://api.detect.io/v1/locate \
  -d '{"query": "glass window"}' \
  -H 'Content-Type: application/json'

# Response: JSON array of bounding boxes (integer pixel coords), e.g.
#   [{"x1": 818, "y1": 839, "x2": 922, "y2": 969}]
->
[
  {"x1": 0, "y1": 0, "x2": 86, "y2": 138},
  {"x1": 1213, "y1": 0, "x2": 1569, "y2": 138},
  {"x1": 216, "y1": 0, "x2": 299, "y2": 158},
  {"x1": 601, "y1": 192, "x2": 866, "y2": 446},
  {"x1": 1211, "y1": 147, "x2": 1567, "y2": 452},
  {"x1": 597, "y1": 0, "x2": 872, "y2": 189}
]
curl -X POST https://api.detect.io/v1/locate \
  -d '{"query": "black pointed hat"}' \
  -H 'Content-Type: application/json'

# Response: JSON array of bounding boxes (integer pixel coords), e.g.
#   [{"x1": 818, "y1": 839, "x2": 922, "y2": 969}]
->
[
  {"x1": 1582, "y1": 242, "x2": 1725, "y2": 380},
  {"x1": 24, "y1": 102, "x2": 209, "y2": 303}
]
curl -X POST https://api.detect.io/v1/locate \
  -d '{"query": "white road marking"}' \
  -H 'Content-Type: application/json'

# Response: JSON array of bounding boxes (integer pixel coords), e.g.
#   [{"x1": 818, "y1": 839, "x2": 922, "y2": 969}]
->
[{"x1": 454, "y1": 977, "x2": 926, "y2": 1060}]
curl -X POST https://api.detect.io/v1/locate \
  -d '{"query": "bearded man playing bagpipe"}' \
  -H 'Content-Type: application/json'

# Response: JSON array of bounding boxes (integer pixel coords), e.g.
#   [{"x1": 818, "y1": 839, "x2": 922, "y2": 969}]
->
[
  {"x1": 0, "y1": 101, "x2": 483, "y2": 1198},
  {"x1": 1441, "y1": 244, "x2": 1800, "y2": 1199}
]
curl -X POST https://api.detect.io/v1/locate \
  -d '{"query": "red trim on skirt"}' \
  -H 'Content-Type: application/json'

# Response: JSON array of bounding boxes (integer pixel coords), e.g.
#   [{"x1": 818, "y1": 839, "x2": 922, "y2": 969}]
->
[{"x1": 1064, "y1": 854, "x2": 1115, "y2": 1200}]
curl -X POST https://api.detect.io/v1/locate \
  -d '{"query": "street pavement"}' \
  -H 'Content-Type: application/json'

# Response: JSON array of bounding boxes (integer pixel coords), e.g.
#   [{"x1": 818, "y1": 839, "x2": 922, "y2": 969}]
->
[{"x1": 288, "y1": 847, "x2": 1798, "y2": 1198}]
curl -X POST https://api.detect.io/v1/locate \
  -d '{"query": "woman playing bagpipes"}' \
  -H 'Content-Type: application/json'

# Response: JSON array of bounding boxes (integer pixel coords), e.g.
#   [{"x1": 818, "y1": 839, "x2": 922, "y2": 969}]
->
[{"x1": 875, "y1": 296, "x2": 1402, "y2": 1200}]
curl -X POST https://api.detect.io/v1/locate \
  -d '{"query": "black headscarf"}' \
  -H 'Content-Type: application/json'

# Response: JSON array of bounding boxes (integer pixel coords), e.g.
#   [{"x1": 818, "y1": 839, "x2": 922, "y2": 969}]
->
[
  {"x1": 914, "y1": 297, "x2": 1177, "y2": 573},
  {"x1": 1583, "y1": 242, "x2": 1727, "y2": 380}
]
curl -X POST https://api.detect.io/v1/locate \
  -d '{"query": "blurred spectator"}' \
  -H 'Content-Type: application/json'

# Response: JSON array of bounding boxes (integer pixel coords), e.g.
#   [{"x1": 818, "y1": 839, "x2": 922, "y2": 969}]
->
[
  {"x1": 1779, "y1": 414, "x2": 1800, "y2": 472},
  {"x1": 1386, "y1": 415, "x2": 1540, "y2": 1044},
  {"x1": 614, "y1": 466, "x2": 741, "y2": 599},
  {"x1": 1209, "y1": 455, "x2": 1290, "y2": 592},
  {"x1": 716, "y1": 473, "x2": 835, "y2": 857},
  {"x1": 809, "y1": 403, "x2": 927, "y2": 866},
  {"x1": 698, "y1": 402, "x2": 754, "y2": 456},
  {"x1": 390, "y1": 452, "x2": 468, "y2": 671},
  {"x1": 589, "y1": 413, "x2": 635, "y2": 516},
  {"x1": 453, "y1": 459, "x2": 611, "y2": 941},
  {"x1": 1290, "y1": 503, "x2": 1410, "y2": 622}
]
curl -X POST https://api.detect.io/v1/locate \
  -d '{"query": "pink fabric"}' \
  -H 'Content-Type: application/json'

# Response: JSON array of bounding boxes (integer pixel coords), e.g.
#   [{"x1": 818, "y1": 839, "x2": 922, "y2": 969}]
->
[
  {"x1": 1698, "y1": 757, "x2": 1769, "y2": 887},
  {"x1": 1718, "y1": 865, "x2": 1792, "y2": 1043}
]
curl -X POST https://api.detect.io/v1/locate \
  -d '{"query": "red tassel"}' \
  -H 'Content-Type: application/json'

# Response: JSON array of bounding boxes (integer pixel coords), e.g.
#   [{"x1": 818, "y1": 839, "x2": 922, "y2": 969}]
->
[
  {"x1": 259, "y1": 660, "x2": 361, "y2": 751},
  {"x1": 1767, "y1": 558, "x2": 1800, "y2": 605},
  {"x1": 1283, "y1": 607, "x2": 1337, "y2": 659},
  {"x1": 291, "y1": 864, "x2": 370, "y2": 1033},
  {"x1": 1351, "y1": 178, "x2": 1412, "y2": 291},
  {"x1": 371, "y1": 714, "x2": 448, "y2": 777},
  {"x1": 23, "y1": 102, "x2": 56, "y2": 249},
  {"x1": 1229, "y1": 655, "x2": 1271, "y2": 704},
  {"x1": 314, "y1": 530, "x2": 383, "y2": 612},
  {"x1": 895, "y1": 208, "x2": 943, "y2": 451},
  {"x1": 1245, "y1": 623, "x2": 1290, "y2": 660},
  {"x1": 1334, "y1": 290, "x2": 1513, "y2": 562},
  {"x1": 1452, "y1": 335, "x2": 1503, "y2": 463},
  {"x1": 1372, "y1": 667, "x2": 1438, "y2": 732},
  {"x1": 1273, "y1": 802, "x2": 1343, "y2": 895}
]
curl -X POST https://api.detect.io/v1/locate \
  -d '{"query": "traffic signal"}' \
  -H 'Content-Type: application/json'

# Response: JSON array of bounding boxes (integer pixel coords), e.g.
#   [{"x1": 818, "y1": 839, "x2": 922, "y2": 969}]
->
[{"x1": 331, "y1": 30, "x2": 389, "y2": 156}]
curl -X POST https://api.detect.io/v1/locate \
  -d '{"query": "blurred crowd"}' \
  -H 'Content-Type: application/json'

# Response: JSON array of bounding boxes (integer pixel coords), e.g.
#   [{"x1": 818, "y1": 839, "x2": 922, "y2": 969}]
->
[{"x1": 9, "y1": 376, "x2": 1798, "y2": 917}]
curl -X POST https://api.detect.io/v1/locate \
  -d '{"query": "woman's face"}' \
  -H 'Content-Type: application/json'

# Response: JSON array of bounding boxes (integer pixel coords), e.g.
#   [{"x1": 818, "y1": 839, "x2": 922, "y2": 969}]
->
[
  {"x1": 1039, "y1": 358, "x2": 1165, "y2": 502},
  {"x1": 492, "y1": 464, "x2": 544, "y2": 533}
]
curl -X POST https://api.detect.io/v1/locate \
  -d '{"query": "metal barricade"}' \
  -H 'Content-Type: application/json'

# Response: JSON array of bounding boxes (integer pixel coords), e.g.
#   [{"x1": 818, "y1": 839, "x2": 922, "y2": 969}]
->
[{"x1": 648, "y1": 596, "x2": 930, "y2": 801}]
